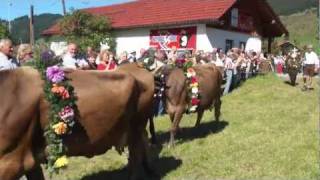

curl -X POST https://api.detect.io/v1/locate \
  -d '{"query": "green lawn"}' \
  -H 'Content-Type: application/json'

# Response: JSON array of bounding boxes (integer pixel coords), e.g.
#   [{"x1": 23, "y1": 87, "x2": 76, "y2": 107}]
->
[{"x1": 49, "y1": 74, "x2": 319, "y2": 180}]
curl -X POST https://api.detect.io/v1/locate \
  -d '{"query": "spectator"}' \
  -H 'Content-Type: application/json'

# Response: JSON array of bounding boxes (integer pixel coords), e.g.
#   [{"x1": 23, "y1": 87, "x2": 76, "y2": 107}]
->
[
  {"x1": 0, "y1": 38, "x2": 17, "y2": 71},
  {"x1": 223, "y1": 51, "x2": 235, "y2": 95},
  {"x1": 274, "y1": 54, "x2": 284, "y2": 74},
  {"x1": 168, "y1": 46, "x2": 178, "y2": 64},
  {"x1": 86, "y1": 46, "x2": 96, "y2": 59},
  {"x1": 118, "y1": 51, "x2": 129, "y2": 65},
  {"x1": 86, "y1": 46, "x2": 97, "y2": 69},
  {"x1": 107, "y1": 51, "x2": 117, "y2": 71},
  {"x1": 214, "y1": 49, "x2": 225, "y2": 76},
  {"x1": 16, "y1": 44, "x2": 33, "y2": 65},
  {"x1": 62, "y1": 43, "x2": 89, "y2": 69},
  {"x1": 245, "y1": 31, "x2": 262, "y2": 56},
  {"x1": 97, "y1": 50, "x2": 117, "y2": 71},
  {"x1": 138, "y1": 48, "x2": 147, "y2": 59},
  {"x1": 128, "y1": 50, "x2": 137, "y2": 63},
  {"x1": 302, "y1": 44, "x2": 319, "y2": 90}
]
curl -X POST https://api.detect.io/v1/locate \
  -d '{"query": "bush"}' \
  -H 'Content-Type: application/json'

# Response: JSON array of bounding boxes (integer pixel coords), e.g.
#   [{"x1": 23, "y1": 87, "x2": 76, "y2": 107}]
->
[{"x1": 59, "y1": 10, "x2": 115, "y2": 52}]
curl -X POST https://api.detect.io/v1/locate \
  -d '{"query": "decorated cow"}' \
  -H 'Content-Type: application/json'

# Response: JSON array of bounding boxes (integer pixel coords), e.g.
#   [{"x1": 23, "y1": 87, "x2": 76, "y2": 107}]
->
[
  {"x1": 285, "y1": 48, "x2": 302, "y2": 86},
  {"x1": 139, "y1": 50, "x2": 222, "y2": 147},
  {"x1": 0, "y1": 63, "x2": 155, "y2": 180}
]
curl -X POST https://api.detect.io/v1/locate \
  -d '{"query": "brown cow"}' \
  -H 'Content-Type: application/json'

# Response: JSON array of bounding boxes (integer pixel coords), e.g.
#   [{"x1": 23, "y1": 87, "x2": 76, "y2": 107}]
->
[
  {"x1": 149, "y1": 64, "x2": 223, "y2": 146},
  {"x1": 0, "y1": 66, "x2": 154, "y2": 180}
]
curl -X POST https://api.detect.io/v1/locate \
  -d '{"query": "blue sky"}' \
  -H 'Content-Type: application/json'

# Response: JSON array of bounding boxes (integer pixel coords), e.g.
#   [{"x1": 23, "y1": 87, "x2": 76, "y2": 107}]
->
[{"x1": 0, "y1": 0, "x2": 133, "y2": 20}]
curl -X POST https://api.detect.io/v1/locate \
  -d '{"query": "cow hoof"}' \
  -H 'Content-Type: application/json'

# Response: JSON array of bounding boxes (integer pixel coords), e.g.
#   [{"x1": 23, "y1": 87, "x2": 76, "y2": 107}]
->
[
  {"x1": 143, "y1": 164, "x2": 159, "y2": 178},
  {"x1": 150, "y1": 137, "x2": 158, "y2": 146}
]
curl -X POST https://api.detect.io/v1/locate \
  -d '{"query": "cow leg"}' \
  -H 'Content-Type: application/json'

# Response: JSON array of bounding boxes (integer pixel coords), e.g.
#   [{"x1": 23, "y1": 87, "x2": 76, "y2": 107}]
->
[
  {"x1": 148, "y1": 117, "x2": 157, "y2": 145},
  {"x1": 0, "y1": 160, "x2": 22, "y2": 180},
  {"x1": 289, "y1": 72, "x2": 297, "y2": 86},
  {"x1": 194, "y1": 109, "x2": 204, "y2": 127},
  {"x1": 214, "y1": 98, "x2": 222, "y2": 121},
  {"x1": 25, "y1": 164, "x2": 45, "y2": 180},
  {"x1": 141, "y1": 130, "x2": 158, "y2": 178},
  {"x1": 169, "y1": 108, "x2": 184, "y2": 147},
  {"x1": 128, "y1": 130, "x2": 144, "y2": 180}
]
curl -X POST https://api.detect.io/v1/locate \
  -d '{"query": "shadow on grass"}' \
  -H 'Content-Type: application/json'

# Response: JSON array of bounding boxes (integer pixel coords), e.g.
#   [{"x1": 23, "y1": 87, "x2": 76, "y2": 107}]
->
[
  {"x1": 155, "y1": 120, "x2": 229, "y2": 145},
  {"x1": 81, "y1": 155, "x2": 182, "y2": 180},
  {"x1": 284, "y1": 80, "x2": 299, "y2": 86}
]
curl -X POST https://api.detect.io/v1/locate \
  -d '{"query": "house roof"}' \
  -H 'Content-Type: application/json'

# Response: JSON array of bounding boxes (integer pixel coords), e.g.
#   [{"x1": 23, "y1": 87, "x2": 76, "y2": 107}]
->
[
  {"x1": 42, "y1": 0, "x2": 287, "y2": 37},
  {"x1": 42, "y1": 0, "x2": 237, "y2": 35}
]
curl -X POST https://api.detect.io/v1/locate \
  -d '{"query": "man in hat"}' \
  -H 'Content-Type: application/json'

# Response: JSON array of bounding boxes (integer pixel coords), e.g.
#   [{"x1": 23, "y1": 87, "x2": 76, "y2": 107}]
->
[
  {"x1": 128, "y1": 50, "x2": 137, "y2": 63},
  {"x1": 302, "y1": 44, "x2": 319, "y2": 90}
]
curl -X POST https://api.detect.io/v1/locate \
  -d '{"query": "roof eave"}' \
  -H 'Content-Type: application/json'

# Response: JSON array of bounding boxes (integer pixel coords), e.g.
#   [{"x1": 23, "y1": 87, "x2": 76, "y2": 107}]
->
[{"x1": 112, "y1": 19, "x2": 220, "y2": 30}]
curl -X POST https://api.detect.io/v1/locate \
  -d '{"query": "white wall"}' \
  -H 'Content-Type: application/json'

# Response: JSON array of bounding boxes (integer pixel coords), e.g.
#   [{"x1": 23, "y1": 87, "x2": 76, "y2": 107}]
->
[
  {"x1": 115, "y1": 28, "x2": 151, "y2": 57},
  {"x1": 114, "y1": 25, "x2": 252, "y2": 56},
  {"x1": 206, "y1": 27, "x2": 251, "y2": 52},
  {"x1": 196, "y1": 24, "x2": 213, "y2": 52},
  {"x1": 115, "y1": 24, "x2": 203, "y2": 56}
]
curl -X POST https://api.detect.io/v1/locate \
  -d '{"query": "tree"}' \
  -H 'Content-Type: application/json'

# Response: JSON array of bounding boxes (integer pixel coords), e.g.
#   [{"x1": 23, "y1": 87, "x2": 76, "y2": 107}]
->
[
  {"x1": 59, "y1": 10, "x2": 115, "y2": 52},
  {"x1": 0, "y1": 22, "x2": 9, "y2": 39}
]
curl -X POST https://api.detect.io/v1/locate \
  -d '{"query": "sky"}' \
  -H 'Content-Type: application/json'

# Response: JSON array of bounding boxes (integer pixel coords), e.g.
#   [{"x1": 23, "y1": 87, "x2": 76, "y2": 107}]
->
[{"x1": 0, "y1": 0, "x2": 133, "y2": 20}]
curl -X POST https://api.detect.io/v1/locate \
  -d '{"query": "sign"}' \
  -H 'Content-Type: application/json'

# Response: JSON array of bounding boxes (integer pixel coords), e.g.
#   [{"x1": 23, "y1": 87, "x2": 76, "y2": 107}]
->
[{"x1": 150, "y1": 27, "x2": 197, "y2": 50}]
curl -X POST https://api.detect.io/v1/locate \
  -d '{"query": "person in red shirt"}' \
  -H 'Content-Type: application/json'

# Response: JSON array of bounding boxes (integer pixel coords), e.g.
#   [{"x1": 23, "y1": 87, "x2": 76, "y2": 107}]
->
[
  {"x1": 107, "y1": 52, "x2": 117, "y2": 70},
  {"x1": 97, "y1": 50, "x2": 117, "y2": 71}
]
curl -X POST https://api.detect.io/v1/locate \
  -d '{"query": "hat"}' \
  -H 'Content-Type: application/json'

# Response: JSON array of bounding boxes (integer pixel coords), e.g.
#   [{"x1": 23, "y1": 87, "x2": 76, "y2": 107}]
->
[
  {"x1": 307, "y1": 44, "x2": 313, "y2": 49},
  {"x1": 129, "y1": 50, "x2": 136, "y2": 54}
]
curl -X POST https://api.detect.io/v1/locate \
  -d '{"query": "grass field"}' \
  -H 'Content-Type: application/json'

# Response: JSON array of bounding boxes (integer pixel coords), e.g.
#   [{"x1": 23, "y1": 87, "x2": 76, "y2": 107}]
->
[{"x1": 49, "y1": 74, "x2": 319, "y2": 180}]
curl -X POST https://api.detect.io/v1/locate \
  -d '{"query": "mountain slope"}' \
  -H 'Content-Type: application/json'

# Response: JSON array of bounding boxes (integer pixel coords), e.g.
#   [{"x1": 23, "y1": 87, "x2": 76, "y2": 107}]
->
[
  {"x1": 279, "y1": 8, "x2": 318, "y2": 52},
  {"x1": 10, "y1": 13, "x2": 62, "y2": 43},
  {"x1": 267, "y1": 0, "x2": 317, "y2": 15}
]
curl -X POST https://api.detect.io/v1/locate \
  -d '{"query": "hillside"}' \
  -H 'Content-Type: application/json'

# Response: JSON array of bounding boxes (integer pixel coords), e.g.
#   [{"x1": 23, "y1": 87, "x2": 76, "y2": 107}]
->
[
  {"x1": 267, "y1": 0, "x2": 317, "y2": 15},
  {"x1": 9, "y1": 13, "x2": 62, "y2": 43},
  {"x1": 279, "y1": 8, "x2": 318, "y2": 52}
]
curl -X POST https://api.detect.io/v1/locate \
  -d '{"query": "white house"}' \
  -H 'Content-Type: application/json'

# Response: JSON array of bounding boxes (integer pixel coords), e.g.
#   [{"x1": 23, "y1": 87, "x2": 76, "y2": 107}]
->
[{"x1": 43, "y1": 0, "x2": 288, "y2": 56}]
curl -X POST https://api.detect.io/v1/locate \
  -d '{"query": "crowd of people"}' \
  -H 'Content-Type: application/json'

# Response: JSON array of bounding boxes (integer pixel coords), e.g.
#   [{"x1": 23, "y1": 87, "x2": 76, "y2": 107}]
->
[{"x1": 0, "y1": 37, "x2": 319, "y2": 94}]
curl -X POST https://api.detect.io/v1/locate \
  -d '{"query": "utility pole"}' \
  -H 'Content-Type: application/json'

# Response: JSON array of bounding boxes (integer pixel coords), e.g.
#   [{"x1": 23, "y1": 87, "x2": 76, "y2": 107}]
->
[
  {"x1": 7, "y1": 2, "x2": 12, "y2": 33},
  {"x1": 29, "y1": 5, "x2": 35, "y2": 46},
  {"x1": 62, "y1": 0, "x2": 67, "y2": 15},
  {"x1": 318, "y1": 0, "x2": 320, "y2": 47}
]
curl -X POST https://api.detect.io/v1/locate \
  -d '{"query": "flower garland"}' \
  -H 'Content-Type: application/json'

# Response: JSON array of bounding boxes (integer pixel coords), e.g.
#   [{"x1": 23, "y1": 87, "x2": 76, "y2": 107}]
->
[
  {"x1": 36, "y1": 65, "x2": 77, "y2": 175},
  {"x1": 185, "y1": 67, "x2": 200, "y2": 113}
]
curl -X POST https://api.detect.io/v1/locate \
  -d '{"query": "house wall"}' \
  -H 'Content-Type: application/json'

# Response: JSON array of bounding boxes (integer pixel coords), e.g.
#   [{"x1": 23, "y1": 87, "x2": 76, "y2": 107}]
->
[
  {"x1": 115, "y1": 28, "x2": 151, "y2": 57},
  {"x1": 115, "y1": 24, "x2": 208, "y2": 56},
  {"x1": 206, "y1": 27, "x2": 251, "y2": 52},
  {"x1": 113, "y1": 24, "x2": 252, "y2": 56}
]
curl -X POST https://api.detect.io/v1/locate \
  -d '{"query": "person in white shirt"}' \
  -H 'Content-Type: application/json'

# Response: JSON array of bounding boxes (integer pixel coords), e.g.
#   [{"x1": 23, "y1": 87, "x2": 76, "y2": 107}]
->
[
  {"x1": 245, "y1": 31, "x2": 262, "y2": 55},
  {"x1": 62, "y1": 43, "x2": 89, "y2": 69},
  {"x1": 223, "y1": 51, "x2": 235, "y2": 95},
  {"x1": 302, "y1": 44, "x2": 319, "y2": 90},
  {"x1": 0, "y1": 39, "x2": 17, "y2": 71}
]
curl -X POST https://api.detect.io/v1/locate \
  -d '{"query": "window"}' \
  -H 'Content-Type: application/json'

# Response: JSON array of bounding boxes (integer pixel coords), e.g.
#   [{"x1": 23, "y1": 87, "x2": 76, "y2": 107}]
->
[
  {"x1": 239, "y1": 42, "x2": 246, "y2": 51},
  {"x1": 225, "y1": 39, "x2": 234, "y2": 53},
  {"x1": 231, "y1": 8, "x2": 239, "y2": 27}
]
